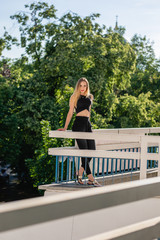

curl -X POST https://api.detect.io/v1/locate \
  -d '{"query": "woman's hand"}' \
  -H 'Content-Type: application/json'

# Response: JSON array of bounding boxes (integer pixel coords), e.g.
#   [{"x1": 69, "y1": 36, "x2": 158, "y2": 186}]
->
[{"x1": 57, "y1": 128, "x2": 66, "y2": 131}]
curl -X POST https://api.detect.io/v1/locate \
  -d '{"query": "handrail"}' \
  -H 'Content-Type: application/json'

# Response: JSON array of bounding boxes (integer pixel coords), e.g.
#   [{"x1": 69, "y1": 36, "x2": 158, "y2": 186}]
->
[
  {"x1": 49, "y1": 131, "x2": 142, "y2": 142},
  {"x1": 94, "y1": 127, "x2": 160, "y2": 134},
  {"x1": 48, "y1": 148, "x2": 141, "y2": 159},
  {"x1": 49, "y1": 130, "x2": 160, "y2": 143},
  {"x1": 49, "y1": 127, "x2": 160, "y2": 138}
]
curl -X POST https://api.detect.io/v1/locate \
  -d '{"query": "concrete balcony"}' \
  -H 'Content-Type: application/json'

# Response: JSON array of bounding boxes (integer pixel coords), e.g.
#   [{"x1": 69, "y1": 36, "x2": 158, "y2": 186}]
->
[{"x1": 39, "y1": 127, "x2": 160, "y2": 196}]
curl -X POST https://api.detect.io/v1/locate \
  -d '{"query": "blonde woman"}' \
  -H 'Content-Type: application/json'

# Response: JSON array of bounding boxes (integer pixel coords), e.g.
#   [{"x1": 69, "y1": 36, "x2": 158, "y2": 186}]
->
[{"x1": 58, "y1": 77, "x2": 100, "y2": 186}]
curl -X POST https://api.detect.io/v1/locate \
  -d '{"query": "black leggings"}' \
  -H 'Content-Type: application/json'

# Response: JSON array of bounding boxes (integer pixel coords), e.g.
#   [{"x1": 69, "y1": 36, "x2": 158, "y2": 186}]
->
[{"x1": 72, "y1": 116, "x2": 96, "y2": 175}]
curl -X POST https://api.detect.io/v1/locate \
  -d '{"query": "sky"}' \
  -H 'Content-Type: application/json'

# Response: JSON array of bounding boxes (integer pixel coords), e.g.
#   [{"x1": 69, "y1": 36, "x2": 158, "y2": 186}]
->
[{"x1": 1, "y1": 0, "x2": 160, "y2": 59}]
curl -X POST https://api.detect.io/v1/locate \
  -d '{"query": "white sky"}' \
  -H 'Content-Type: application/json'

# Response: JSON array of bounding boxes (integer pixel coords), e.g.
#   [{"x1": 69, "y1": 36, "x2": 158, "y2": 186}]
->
[{"x1": 1, "y1": 0, "x2": 160, "y2": 59}]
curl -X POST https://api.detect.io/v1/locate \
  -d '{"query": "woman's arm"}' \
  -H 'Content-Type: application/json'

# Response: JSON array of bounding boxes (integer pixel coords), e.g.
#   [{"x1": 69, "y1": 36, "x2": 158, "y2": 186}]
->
[
  {"x1": 89, "y1": 94, "x2": 93, "y2": 119},
  {"x1": 58, "y1": 95, "x2": 75, "y2": 131},
  {"x1": 89, "y1": 106, "x2": 91, "y2": 119}
]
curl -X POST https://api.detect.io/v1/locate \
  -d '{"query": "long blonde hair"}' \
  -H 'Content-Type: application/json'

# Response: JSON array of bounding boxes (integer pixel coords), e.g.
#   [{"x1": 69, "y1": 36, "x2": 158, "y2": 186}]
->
[{"x1": 70, "y1": 77, "x2": 92, "y2": 108}]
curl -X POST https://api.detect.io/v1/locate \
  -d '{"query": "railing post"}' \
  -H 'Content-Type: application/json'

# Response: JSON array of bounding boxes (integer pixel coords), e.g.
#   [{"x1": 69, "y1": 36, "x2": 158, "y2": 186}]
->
[
  {"x1": 140, "y1": 136, "x2": 148, "y2": 180},
  {"x1": 69, "y1": 157, "x2": 71, "y2": 181},
  {"x1": 158, "y1": 140, "x2": 160, "y2": 177},
  {"x1": 61, "y1": 156, "x2": 64, "y2": 182},
  {"x1": 55, "y1": 155, "x2": 59, "y2": 183},
  {"x1": 72, "y1": 157, "x2": 75, "y2": 180},
  {"x1": 75, "y1": 141, "x2": 78, "y2": 174}
]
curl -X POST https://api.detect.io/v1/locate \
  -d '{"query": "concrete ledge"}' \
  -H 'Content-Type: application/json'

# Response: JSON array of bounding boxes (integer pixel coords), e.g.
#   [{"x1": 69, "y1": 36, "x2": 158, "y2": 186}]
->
[{"x1": 1, "y1": 177, "x2": 160, "y2": 233}]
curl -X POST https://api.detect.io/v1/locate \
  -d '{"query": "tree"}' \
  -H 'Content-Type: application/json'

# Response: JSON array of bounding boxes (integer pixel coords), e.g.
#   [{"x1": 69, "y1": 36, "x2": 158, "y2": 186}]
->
[
  {"x1": 114, "y1": 92, "x2": 157, "y2": 128},
  {"x1": 25, "y1": 120, "x2": 57, "y2": 187},
  {"x1": 10, "y1": 1, "x2": 57, "y2": 66},
  {"x1": 0, "y1": 75, "x2": 20, "y2": 167},
  {"x1": 0, "y1": 38, "x2": 5, "y2": 56},
  {"x1": 130, "y1": 34, "x2": 160, "y2": 99}
]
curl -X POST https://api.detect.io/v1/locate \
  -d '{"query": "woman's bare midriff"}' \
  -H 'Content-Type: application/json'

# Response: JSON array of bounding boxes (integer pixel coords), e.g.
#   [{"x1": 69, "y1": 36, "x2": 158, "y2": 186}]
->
[{"x1": 76, "y1": 109, "x2": 90, "y2": 117}]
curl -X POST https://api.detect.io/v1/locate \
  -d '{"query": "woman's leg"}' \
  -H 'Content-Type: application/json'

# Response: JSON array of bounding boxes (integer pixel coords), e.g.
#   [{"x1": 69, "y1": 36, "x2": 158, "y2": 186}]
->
[
  {"x1": 72, "y1": 117, "x2": 89, "y2": 177},
  {"x1": 76, "y1": 139, "x2": 96, "y2": 179},
  {"x1": 76, "y1": 138, "x2": 91, "y2": 176},
  {"x1": 76, "y1": 120, "x2": 96, "y2": 178},
  {"x1": 86, "y1": 121, "x2": 96, "y2": 182}
]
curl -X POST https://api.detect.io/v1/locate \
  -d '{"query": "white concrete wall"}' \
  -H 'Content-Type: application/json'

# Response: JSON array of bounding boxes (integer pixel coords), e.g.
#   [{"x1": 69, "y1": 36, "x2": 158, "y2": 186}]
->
[
  {"x1": 1, "y1": 198, "x2": 160, "y2": 240},
  {"x1": 1, "y1": 178, "x2": 160, "y2": 240}
]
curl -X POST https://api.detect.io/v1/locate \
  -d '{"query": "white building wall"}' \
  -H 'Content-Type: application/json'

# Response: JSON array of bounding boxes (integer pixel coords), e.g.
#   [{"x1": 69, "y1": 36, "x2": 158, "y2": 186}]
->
[{"x1": 1, "y1": 197, "x2": 160, "y2": 240}]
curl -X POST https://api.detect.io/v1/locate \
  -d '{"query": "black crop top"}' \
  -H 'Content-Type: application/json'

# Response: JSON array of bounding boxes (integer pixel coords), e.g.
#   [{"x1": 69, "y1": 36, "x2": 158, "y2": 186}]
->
[{"x1": 75, "y1": 95, "x2": 92, "y2": 114}]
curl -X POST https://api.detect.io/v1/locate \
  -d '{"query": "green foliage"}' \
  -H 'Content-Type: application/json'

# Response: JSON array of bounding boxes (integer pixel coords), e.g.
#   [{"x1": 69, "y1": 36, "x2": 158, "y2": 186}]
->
[
  {"x1": 26, "y1": 120, "x2": 73, "y2": 187},
  {"x1": 130, "y1": 34, "x2": 160, "y2": 99},
  {"x1": 10, "y1": 2, "x2": 57, "y2": 65},
  {"x1": 3, "y1": 29, "x2": 19, "y2": 51},
  {"x1": 0, "y1": 76, "x2": 21, "y2": 166},
  {"x1": 25, "y1": 120, "x2": 57, "y2": 187},
  {"x1": 0, "y1": 29, "x2": 18, "y2": 56},
  {"x1": 0, "y1": 38, "x2": 5, "y2": 56},
  {"x1": 43, "y1": 13, "x2": 136, "y2": 97},
  {"x1": 55, "y1": 84, "x2": 75, "y2": 129},
  {"x1": 115, "y1": 92, "x2": 157, "y2": 128}
]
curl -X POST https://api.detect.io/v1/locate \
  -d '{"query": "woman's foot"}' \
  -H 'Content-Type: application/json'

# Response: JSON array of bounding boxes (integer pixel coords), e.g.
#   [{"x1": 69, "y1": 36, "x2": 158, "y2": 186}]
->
[
  {"x1": 76, "y1": 168, "x2": 84, "y2": 185},
  {"x1": 76, "y1": 175, "x2": 84, "y2": 185},
  {"x1": 87, "y1": 179, "x2": 101, "y2": 187}
]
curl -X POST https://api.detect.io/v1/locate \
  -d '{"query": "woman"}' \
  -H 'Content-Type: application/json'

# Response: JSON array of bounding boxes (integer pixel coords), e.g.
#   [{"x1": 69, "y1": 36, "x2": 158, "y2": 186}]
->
[{"x1": 58, "y1": 77, "x2": 100, "y2": 186}]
